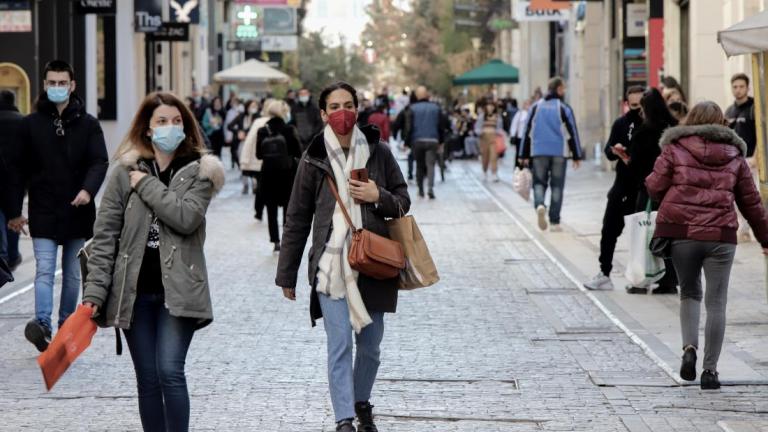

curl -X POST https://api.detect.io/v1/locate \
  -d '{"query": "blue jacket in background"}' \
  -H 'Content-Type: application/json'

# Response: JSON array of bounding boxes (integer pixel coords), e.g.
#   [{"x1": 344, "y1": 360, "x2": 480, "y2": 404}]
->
[
  {"x1": 409, "y1": 100, "x2": 442, "y2": 142},
  {"x1": 519, "y1": 95, "x2": 583, "y2": 160}
]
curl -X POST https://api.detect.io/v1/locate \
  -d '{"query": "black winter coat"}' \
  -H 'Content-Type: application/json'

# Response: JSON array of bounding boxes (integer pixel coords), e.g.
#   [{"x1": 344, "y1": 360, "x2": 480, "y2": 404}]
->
[
  {"x1": 0, "y1": 102, "x2": 23, "y2": 215},
  {"x1": 604, "y1": 109, "x2": 642, "y2": 199},
  {"x1": 628, "y1": 118, "x2": 677, "y2": 211},
  {"x1": 291, "y1": 99, "x2": 324, "y2": 148},
  {"x1": 12, "y1": 95, "x2": 108, "y2": 241},
  {"x1": 275, "y1": 125, "x2": 411, "y2": 326},
  {"x1": 256, "y1": 117, "x2": 302, "y2": 207}
]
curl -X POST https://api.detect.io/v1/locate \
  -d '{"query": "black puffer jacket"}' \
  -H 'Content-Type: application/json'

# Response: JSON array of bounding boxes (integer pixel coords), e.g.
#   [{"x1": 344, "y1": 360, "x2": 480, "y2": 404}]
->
[
  {"x1": 11, "y1": 95, "x2": 108, "y2": 241},
  {"x1": 275, "y1": 125, "x2": 411, "y2": 326},
  {"x1": 0, "y1": 102, "x2": 23, "y2": 216}
]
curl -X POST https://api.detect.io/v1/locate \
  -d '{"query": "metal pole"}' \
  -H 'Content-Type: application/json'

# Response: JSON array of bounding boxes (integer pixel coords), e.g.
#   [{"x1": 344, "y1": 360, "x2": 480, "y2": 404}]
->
[{"x1": 750, "y1": 52, "x2": 768, "y2": 302}]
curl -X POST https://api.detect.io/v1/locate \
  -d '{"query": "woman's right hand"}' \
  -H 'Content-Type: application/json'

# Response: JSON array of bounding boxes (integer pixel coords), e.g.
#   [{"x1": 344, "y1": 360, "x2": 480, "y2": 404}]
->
[
  {"x1": 83, "y1": 301, "x2": 99, "y2": 316},
  {"x1": 282, "y1": 288, "x2": 296, "y2": 301}
]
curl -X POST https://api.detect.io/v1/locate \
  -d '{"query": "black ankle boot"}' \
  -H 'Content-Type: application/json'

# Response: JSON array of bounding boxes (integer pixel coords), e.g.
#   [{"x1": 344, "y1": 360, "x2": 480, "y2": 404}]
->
[
  {"x1": 336, "y1": 418, "x2": 356, "y2": 432},
  {"x1": 355, "y1": 402, "x2": 378, "y2": 432},
  {"x1": 700, "y1": 369, "x2": 721, "y2": 390},
  {"x1": 680, "y1": 346, "x2": 697, "y2": 381}
]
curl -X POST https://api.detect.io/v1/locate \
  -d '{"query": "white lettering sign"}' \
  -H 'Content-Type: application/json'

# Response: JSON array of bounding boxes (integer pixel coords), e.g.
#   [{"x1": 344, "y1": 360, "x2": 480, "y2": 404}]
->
[
  {"x1": 514, "y1": 1, "x2": 571, "y2": 22},
  {"x1": 136, "y1": 11, "x2": 162, "y2": 30}
]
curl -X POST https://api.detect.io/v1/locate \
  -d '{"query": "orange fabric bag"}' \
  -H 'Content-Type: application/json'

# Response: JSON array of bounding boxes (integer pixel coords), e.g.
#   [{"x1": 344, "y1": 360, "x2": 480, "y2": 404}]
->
[{"x1": 37, "y1": 304, "x2": 97, "y2": 391}]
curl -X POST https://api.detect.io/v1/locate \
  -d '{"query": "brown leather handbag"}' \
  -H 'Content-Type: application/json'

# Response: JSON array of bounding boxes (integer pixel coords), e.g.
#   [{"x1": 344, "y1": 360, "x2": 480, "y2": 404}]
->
[{"x1": 326, "y1": 176, "x2": 405, "y2": 280}]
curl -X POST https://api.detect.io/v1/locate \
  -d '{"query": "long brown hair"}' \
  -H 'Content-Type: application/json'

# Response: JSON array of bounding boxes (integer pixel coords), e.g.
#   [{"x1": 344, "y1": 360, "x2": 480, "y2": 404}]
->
[
  {"x1": 115, "y1": 92, "x2": 207, "y2": 160},
  {"x1": 682, "y1": 101, "x2": 726, "y2": 126}
]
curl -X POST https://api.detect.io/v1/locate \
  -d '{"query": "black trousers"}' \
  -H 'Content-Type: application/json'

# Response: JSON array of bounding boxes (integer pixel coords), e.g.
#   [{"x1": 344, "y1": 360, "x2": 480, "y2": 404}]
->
[
  {"x1": 599, "y1": 189, "x2": 637, "y2": 276},
  {"x1": 253, "y1": 172, "x2": 265, "y2": 218},
  {"x1": 267, "y1": 204, "x2": 287, "y2": 244}
]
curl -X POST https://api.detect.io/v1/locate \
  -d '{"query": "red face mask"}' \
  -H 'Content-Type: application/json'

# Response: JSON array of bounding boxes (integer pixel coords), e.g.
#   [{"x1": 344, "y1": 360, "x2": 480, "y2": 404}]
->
[{"x1": 327, "y1": 109, "x2": 357, "y2": 136}]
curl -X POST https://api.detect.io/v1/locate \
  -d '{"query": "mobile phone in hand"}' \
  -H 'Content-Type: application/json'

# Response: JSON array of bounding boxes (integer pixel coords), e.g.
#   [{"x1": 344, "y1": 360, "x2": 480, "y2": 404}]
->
[
  {"x1": 350, "y1": 168, "x2": 369, "y2": 204},
  {"x1": 350, "y1": 168, "x2": 369, "y2": 183}
]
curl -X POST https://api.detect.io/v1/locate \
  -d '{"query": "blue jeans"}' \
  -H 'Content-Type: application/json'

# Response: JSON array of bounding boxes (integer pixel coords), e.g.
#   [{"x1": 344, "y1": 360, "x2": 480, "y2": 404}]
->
[
  {"x1": 32, "y1": 238, "x2": 85, "y2": 330},
  {"x1": 124, "y1": 294, "x2": 197, "y2": 432},
  {"x1": 318, "y1": 293, "x2": 385, "y2": 422},
  {"x1": 532, "y1": 156, "x2": 567, "y2": 224}
]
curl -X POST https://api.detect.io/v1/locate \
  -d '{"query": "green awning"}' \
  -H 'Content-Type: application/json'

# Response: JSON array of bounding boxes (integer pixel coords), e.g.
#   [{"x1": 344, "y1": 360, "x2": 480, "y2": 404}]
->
[{"x1": 452, "y1": 59, "x2": 519, "y2": 85}]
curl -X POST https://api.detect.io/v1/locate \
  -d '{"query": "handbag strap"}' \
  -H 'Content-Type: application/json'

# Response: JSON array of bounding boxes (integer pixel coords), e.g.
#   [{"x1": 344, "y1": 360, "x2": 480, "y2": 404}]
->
[{"x1": 325, "y1": 176, "x2": 358, "y2": 232}]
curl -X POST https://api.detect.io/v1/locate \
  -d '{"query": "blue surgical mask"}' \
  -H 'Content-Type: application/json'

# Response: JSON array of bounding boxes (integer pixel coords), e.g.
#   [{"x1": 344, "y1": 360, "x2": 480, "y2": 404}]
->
[
  {"x1": 151, "y1": 125, "x2": 186, "y2": 154},
  {"x1": 299, "y1": 95, "x2": 310, "y2": 104},
  {"x1": 47, "y1": 86, "x2": 70, "y2": 104}
]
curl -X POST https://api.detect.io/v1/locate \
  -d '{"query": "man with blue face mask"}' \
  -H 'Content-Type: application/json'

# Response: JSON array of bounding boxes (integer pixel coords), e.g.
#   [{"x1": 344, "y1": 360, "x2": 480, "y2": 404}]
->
[
  {"x1": 7, "y1": 60, "x2": 108, "y2": 352},
  {"x1": 291, "y1": 87, "x2": 324, "y2": 152}
]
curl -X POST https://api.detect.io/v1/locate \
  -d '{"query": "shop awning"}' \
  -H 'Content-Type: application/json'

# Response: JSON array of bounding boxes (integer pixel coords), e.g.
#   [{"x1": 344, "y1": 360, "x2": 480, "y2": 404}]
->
[
  {"x1": 453, "y1": 59, "x2": 520, "y2": 86},
  {"x1": 718, "y1": 10, "x2": 768, "y2": 56},
  {"x1": 213, "y1": 59, "x2": 291, "y2": 84}
]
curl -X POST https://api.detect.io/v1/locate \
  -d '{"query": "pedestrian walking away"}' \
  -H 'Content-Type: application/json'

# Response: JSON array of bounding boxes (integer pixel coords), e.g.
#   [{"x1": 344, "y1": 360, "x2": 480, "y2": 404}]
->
[
  {"x1": 409, "y1": 86, "x2": 448, "y2": 199},
  {"x1": 276, "y1": 81, "x2": 411, "y2": 432},
  {"x1": 82, "y1": 91, "x2": 224, "y2": 431},
  {"x1": 7, "y1": 60, "x2": 108, "y2": 353},
  {"x1": 623, "y1": 87, "x2": 679, "y2": 294},
  {"x1": 241, "y1": 99, "x2": 277, "y2": 220},
  {"x1": 645, "y1": 101, "x2": 768, "y2": 390},
  {"x1": 255, "y1": 100, "x2": 302, "y2": 252},
  {"x1": 725, "y1": 72, "x2": 758, "y2": 243},
  {"x1": 0, "y1": 89, "x2": 24, "y2": 272},
  {"x1": 584, "y1": 86, "x2": 644, "y2": 291},
  {"x1": 391, "y1": 91, "x2": 417, "y2": 180},
  {"x1": 291, "y1": 87, "x2": 324, "y2": 152},
  {"x1": 519, "y1": 76, "x2": 583, "y2": 232},
  {"x1": 202, "y1": 96, "x2": 225, "y2": 158},
  {"x1": 229, "y1": 99, "x2": 260, "y2": 194},
  {"x1": 475, "y1": 99, "x2": 505, "y2": 182}
]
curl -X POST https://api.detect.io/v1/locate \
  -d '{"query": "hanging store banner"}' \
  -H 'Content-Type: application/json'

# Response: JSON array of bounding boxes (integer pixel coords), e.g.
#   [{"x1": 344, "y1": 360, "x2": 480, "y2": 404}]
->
[
  {"x1": 75, "y1": 0, "x2": 116, "y2": 14},
  {"x1": 134, "y1": 0, "x2": 162, "y2": 32},
  {"x1": 150, "y1": 22, "x2": 189, "y2": 42},
  {"x1": 515, "y1": 1, "x2": 571, "y2": 22},
  {"x1": 0, "y1": 1, "x2": 32, "y2": 33},
  {"x1": 168, "y1": 0, "x2": 200, "y2": 24}
]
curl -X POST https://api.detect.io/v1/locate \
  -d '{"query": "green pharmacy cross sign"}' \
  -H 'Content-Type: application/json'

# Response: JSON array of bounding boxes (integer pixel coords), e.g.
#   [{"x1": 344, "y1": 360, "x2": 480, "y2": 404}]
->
[{"x1": 236, "y1": 5, "x2": 259, "y2": 39}]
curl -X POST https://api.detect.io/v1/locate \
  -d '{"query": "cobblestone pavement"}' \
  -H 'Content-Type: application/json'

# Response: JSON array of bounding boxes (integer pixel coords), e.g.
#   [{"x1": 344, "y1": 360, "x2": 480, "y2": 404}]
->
[{"x1": 1, "y1": 157, "x2": 767, "y2": 431}]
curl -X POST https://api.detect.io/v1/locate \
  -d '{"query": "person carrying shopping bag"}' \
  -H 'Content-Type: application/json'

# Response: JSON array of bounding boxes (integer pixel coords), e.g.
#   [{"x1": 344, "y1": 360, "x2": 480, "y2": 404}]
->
[
  {"x1": 82, "y1": 92, "x2": 225, "y2": 431},
  {"x1": 276, "y1": 81, "x2": 410, "y2": 432},
  {"x1": 646, "y1": 101, "x2": 768, "y2": 390}
]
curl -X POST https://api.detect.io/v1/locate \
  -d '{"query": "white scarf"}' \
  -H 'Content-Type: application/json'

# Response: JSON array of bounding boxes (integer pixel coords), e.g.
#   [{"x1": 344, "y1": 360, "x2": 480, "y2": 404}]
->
[{"x1": 316, "y1": 125, "x2": 372, "y2": 333}]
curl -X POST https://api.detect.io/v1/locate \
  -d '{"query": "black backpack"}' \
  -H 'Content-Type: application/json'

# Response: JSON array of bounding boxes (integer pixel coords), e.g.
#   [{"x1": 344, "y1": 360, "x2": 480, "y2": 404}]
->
[{"x1": 260, "y1": 125, "x2": 293, "y2": 170}]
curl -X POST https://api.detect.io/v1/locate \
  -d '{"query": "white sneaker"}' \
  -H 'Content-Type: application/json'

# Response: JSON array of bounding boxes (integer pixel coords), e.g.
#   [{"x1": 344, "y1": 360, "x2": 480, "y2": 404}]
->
[
  {"x1": 492, "y1": 174, "x2": 500, "y2": 183},
  {"x1": 550, "y1": 224, "x2": 563, "y2": 233},
  {"x1": 483, "y1": 172, "x2": 489, "y2": 182},
  {"x1": 536, "y1": 205, "x2": 548, "y2": 231},
  {"x1": 584, "y1": 272, "x2": 614, "y2": 290}
]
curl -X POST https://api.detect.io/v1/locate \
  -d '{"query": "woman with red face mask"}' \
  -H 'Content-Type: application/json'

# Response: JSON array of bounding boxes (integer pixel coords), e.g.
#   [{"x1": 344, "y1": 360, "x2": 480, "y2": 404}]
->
[{"x1": 275, "y1": 82, "x2": 411, "y2": 432}]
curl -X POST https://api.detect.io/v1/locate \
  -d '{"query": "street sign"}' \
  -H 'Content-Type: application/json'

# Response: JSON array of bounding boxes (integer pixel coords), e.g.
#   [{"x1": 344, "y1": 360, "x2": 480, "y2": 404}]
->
[
  {"x1": 262, "y1": 7, "x2": 296, "y2": 35},
  {"x1": 233, "y1": 4, "x2": 260, "y2": 39},
  {"x1": 261, "y1": 35, "x2": 297, "y2": 51},
  {"x1": 150, "y1": 22, "x2": 189, "y2": 42},
  {"x1": 514, "y1": 1, "x2": 571, "y2": 21},
  {"x1": 0, "y1": 0, "x2": 32, "y2": 33},
  {"x1": 168, "y1": 0, "x2": 199, "y2": 24},
  {"x1": 75, "y1": 0, "x2": 116, "y2": 14},
  {"x1": 134, "y1": 0, "x2": 162, "y2": 32}
]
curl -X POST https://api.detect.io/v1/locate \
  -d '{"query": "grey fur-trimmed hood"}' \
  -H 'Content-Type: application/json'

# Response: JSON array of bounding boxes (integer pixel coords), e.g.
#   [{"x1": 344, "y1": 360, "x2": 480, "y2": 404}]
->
[
  {"x1": 117, "y1": 149, "x2": 226, "y2": 194},
  {"x1": 659, "y1": 124, "x2": 748, "y2": 156}
]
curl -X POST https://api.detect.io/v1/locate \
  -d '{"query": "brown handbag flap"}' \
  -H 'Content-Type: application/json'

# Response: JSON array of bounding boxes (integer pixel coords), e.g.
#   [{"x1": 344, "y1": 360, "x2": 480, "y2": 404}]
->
[{"x1": 361, "y1": 230, "x2": 406, "y2": 269}]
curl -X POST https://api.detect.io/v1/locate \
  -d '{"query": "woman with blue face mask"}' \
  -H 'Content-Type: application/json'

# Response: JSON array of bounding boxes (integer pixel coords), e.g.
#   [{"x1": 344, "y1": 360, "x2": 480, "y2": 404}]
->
[{"x1": 82, "y1": 92, "x2": 225, "y2": 432}]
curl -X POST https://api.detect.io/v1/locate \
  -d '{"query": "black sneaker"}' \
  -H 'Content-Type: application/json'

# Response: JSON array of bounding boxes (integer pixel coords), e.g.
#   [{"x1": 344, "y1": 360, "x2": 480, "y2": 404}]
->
[
  {"x1": 428, "y1": 191, "x2": 435, "y2": 200},
  {"x1": 355, "y1": 402, "x2": 378, "y2": 432},
  {"x1": 336, "y1": 419, "x2": 356, "y2": 432},
  {"x1": 654, "y1": 284, "x2": 678, "y2": 295},
  {"x1": 418, "y1": 188, "x2": 425, "y2": 198},
  {"x1": 680, "y1": 346, "x2": 697, "y2": 381},
  {"x1": 24, "y1": 319, "x2": 51, "y2": 352},
  {"x1": 700, "y1": 369, "x2": 720, "y2": 390},
  {"x1": 273, "y1": 242, "x2": 281, "y2": 252},
  {"x1": 625, "y1": 285, "x2": 648, "y2": 295}
]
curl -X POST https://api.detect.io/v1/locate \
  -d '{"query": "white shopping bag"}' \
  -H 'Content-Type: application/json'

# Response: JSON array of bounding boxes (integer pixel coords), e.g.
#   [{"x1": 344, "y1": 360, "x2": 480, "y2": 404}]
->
[
  {"x1": 624, "y1": 207, "x2": 665, "y2": 287},
  {"x1": 513, "y1": 167, "x2": 532, "y2": 201}
]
